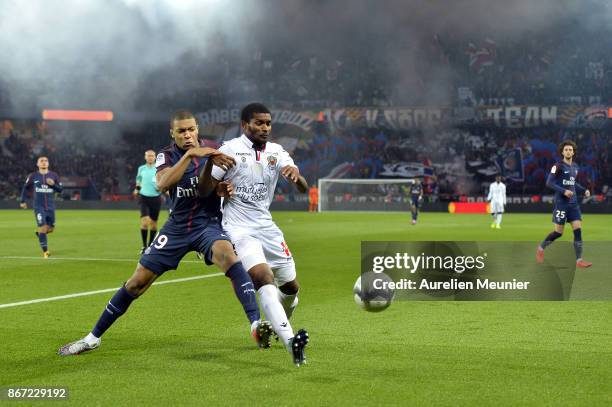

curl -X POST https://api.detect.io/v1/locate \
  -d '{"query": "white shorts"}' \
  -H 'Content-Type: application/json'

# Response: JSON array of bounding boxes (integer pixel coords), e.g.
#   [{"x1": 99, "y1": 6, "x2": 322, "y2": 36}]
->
[
  {"x1": 490, "y1": 201, "x2": 505, "y2": 213},
  {"x1": 224, "y1": 223, "x2": 296, "y2": 286}
]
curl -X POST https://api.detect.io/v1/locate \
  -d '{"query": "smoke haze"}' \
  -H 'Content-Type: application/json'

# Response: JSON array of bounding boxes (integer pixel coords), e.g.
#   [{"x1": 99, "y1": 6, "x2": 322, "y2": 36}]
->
[{"x1": 0, "y1": 0, "x2": 600, "y2": 110}]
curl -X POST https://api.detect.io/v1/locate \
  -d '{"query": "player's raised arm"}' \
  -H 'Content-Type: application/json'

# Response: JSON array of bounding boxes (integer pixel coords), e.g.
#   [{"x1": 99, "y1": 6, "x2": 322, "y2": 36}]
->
[{"x1": 156, "y1": 147, "x2": 215, "y2": 192}]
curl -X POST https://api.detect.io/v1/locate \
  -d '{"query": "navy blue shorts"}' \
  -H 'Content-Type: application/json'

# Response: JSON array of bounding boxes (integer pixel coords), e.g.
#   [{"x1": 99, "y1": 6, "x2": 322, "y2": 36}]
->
[
  {"x1": 34, "y1": 209, "x2": 55, "y2": 227},
  {"x1": 139, "y1": 217, "x2": 231, "y2": 275},
  {"x1": 552, "y1": 202, "x2": 581, "y2": 225},
  {"x1": 411, "y1": 196, "x2": 421, "y2": 208}
]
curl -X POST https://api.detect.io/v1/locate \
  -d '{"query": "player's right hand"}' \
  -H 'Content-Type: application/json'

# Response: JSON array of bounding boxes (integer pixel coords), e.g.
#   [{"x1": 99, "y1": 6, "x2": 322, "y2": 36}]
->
[
  {"x1": 564, "y1": 190, "x2": 574, "y2": 198},
  {"x1": 210, "y1": 152, "x2": 236, "y2": 171},
  {"x1": 216, "y1": 181, "x2": 235, "y2": 198},
  {"x1": 19, "y1": 202, "x2": 27, "y2": 209}
]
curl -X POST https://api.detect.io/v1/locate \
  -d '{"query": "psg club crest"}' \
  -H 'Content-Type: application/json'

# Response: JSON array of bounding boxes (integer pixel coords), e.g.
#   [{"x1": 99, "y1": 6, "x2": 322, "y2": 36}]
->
[{"x1": 267, "y1": 155, "x2": 277, "y2": 170}]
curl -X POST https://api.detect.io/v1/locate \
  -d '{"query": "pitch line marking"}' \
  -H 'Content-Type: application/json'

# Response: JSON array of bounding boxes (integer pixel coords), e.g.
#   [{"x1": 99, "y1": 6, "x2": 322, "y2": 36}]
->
[
  {"x1": 0, "y1": 255, "x2": 202, "y2": 264},
  {"x1": 0, "y1": 273, "x2": 224, "y2": 309}
]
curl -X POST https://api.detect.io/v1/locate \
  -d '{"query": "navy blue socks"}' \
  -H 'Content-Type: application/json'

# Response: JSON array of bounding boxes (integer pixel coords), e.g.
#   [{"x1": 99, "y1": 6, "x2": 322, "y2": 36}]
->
[
  {"x1": 225, "y1": 262, "x2": 260, "y2": 324},
  {"x1": 91, "y1": 285, "x2": 137, "y2": 338},
  {"x1": 38, "y1": 232, "x2": 48, "y2": 252}
]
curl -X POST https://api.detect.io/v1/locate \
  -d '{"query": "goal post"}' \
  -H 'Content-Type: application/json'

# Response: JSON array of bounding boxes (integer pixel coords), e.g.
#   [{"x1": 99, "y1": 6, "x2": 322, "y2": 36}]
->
[{"x1": 317, "y1": 178, "x2": 416, "y2": 212}]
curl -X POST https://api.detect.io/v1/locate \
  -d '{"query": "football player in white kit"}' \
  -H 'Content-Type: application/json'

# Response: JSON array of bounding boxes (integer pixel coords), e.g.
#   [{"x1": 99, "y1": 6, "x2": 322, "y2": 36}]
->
[
  {"x1": 487, "y1": 175, "x2": 507, "y2": 229},
  {"x1": 199, "y1": 103, "x2": 310, "y2": 367}
]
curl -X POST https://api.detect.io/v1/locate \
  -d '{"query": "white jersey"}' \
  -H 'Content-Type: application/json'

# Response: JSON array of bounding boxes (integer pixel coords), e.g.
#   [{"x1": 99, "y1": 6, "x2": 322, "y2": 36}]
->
[
  {"x1": 211, "y1": 134, "x2": 297, "y2": 228},
  {"x1": 487, "y1": 181, "x2": 507, "y2": 204}
]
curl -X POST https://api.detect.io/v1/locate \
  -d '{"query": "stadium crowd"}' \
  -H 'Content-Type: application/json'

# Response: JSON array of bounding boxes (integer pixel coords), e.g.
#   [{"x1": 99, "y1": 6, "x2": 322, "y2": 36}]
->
[
  {"x1": 0, "y1": 121, "x2": 118, "y2": 200},
  {"x1": 2, "y1": 117, "x2": 611, "y2": 202}
]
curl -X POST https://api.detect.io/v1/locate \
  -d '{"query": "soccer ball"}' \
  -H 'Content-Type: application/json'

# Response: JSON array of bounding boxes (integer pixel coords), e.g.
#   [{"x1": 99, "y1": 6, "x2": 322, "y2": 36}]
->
[{"x1": 353, "y1": 272, "x2": 395, "y2": 312}]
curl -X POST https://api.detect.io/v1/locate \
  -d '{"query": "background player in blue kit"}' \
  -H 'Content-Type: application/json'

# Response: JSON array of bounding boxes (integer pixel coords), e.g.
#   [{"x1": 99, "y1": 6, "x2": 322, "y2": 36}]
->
[
  {"x1": 19, "y1": 156, "x2": 63, "y2": 258},
  {"x1": 133, "y1": 149, "x2": 162, "y2": 253},
  {"x1": 410, "y1": 179, "x2": 423, "y2": 225},
  {"x1": 58, "y1": 111, "x2": 269, "y2": 355},
  {"x1": 536, "y1": 140, "x2": 592, "y2": 268}
]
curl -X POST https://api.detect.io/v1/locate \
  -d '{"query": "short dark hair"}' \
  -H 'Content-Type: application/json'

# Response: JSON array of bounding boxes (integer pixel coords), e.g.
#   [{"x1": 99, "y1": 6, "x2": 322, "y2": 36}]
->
[
  {"x1": 558, "y1": 139, "x2": 577, "y2": 155},
  {"x1": 170, "y1": 110, "x2": 196, "y2": 128},
  {"x1": 241, "y1": 103, "x2": 271, "y2": 123}
]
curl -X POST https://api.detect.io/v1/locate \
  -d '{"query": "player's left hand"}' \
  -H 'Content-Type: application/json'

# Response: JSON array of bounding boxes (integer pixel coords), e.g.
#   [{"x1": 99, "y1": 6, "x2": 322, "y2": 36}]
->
[
  {"x1": 281, "y1": 166, "x2": 299, "y2": 183},
  {"x1": 46, "y1": 178, "x2": 55, "y2": 186},
  {"x1": 216, "y1": 181, "x2": 235, "y2": 198},
  {"x1": 585, "y1": 190, "x2": 591, "y2": 197}
]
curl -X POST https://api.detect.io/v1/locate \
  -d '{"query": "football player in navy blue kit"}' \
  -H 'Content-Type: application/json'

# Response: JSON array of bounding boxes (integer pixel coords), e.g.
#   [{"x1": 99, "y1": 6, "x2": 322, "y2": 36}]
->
[
  {"x1": 58, "y1": 111, "x2": 271, "y2": 355},
  {"x1": 410, "y1": 179, "x2": 423, "y2": 225},
  {"x1": 536, "y1": 140, "x2": 592, "y2": 268},
  {"x1": 20, "y1": 156, "x2": 63, "y2": 258}
]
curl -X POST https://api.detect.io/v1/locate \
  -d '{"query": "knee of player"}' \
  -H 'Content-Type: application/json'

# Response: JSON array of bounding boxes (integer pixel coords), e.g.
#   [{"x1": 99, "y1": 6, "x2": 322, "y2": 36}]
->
[
  {"x1": 211, "y1": 240, "x2": 239, "y2": 269},
  {"x1": 125, "y1": 267, "x2": 154, "y2": 297},
  {"x1": 279, "y1": 279, "x2": 299, "y2": 295},
  {"x1": 124, "y1": 280, "x2": 145, "y2": 297},
  {"x1": 249, "y1": 264, "x2": 274, "y2": 288}
]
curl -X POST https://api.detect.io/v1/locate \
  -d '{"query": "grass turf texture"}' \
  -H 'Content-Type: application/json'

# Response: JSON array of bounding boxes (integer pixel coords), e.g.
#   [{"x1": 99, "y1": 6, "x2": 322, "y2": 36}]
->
[{"x1": 1, "y1": 210, "x2": 611, "y2": 406}]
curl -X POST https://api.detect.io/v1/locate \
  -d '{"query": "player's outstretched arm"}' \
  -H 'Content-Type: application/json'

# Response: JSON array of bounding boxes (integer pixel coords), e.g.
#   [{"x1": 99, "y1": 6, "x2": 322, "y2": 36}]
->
[{"x1": 197, "y1": 151, "x2": 235, "y2": 197}]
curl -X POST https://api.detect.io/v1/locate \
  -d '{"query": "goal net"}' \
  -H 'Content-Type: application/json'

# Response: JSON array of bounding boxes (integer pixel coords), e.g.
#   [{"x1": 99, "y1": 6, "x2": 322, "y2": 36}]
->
[{"x1": 318, "y1": 178, "x2": 416, "y2": 212}]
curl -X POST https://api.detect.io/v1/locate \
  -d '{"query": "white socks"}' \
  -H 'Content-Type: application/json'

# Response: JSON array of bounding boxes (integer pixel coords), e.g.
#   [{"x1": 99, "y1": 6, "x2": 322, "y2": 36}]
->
[
  {"x1": 84, "y1": 332, "x2": 99, "y2": 345},
  {"x1": 496, "y1": 214, "x2": 503, "y2": 225},
  {"x1": 257, "y1": 284, "x2": 293, "y2": 349},
  {"x1": 278, "y1": 290, "x2": 298, "y2": 319}
]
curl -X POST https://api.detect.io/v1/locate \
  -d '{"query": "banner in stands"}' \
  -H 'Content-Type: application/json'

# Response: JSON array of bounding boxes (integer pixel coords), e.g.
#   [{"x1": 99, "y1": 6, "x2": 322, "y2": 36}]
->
[
  {"x1": 468, "y1": 105, "x2": 609, "y2": 128},
  {"x1": 379, "y1": 162, "x2": 434, "y2": 178},
  {"x1": 496, "y1": 148, "x2": 524, "y2": 182},
  {"x1": 196, "y1": 107, "x2": 451, "y2": 137},
  {"x1": 196, "y1": 105, "x2": 609, "y2": 135}
]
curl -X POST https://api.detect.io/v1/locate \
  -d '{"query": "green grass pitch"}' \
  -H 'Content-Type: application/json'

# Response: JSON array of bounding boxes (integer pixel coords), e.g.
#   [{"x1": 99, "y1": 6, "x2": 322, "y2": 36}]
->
[{"x1": 1, "y1": 210, "x2": 611, "y2": 405}]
